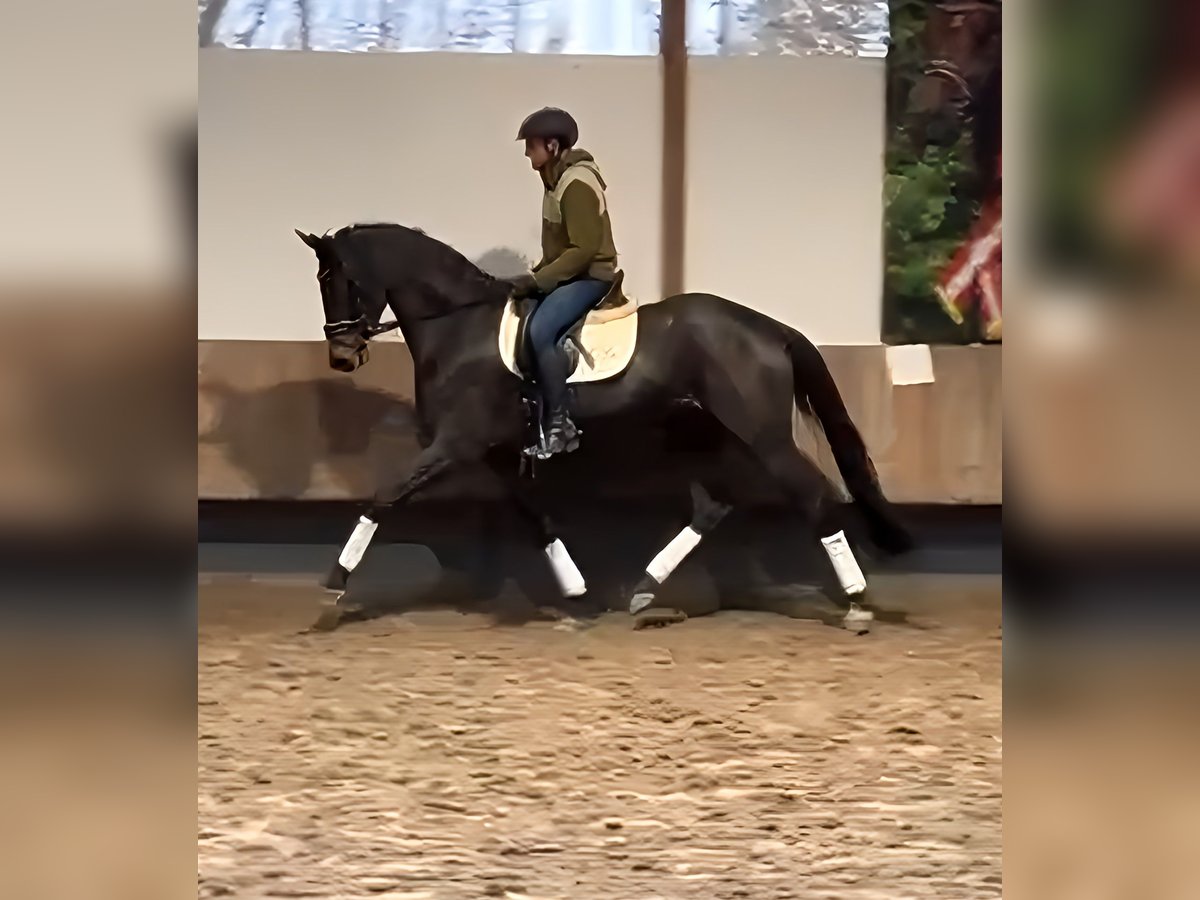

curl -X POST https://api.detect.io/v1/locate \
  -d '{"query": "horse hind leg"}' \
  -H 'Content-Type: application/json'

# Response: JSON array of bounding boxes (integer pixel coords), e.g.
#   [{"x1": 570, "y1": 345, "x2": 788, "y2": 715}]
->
[
  {"x1": 712, "y1": 413, "x2": 876, "y2": 632},
  {"x1": 818, "y1": 524, "x2": 875, "y2": 633},
  {"x1": 759, "y1": 446, "x2": 876, "y2": 634},
  {"x1": 695, "y1": 358, "x2": 876, "y2": 632}
]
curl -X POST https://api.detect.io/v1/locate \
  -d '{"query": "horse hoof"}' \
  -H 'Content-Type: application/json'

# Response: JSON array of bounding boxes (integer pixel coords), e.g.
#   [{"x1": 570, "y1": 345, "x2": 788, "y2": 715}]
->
[
  {"x1": 311, "y1": 605, "x2": 344, "y2": 632},
  {"x1": 629, "y1": 592, "x2": 655, "y2": 615},
  {"x1": 633, "y1": 609, "x2": 688, "y2": 630},
  {"x1": 842, "y1": 602, "x2": 874, "y2": 634},
  {"x1": 533, "y1": 606, "x2": 586, "y2": 631},
  {"x1": 535, "y1": 605, "x2": 586, "y2": 625},
  {"x1": 309, "y1": 592, "x2": 365, "y2": 632},
  {"x1": 322, "y1": 564, "x2": 349, "y2": 593}
]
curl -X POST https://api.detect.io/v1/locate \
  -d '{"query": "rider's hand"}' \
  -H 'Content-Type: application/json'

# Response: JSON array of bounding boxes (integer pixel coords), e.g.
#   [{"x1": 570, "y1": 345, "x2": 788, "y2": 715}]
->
[{"x1": 505, "y1": 273, "x2": 537, "y2": 299}]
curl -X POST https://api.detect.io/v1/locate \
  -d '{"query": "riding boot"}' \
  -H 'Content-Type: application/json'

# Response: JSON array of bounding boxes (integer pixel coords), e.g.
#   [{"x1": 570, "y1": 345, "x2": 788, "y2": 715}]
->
[
  {"x1": 521, "y1": 398, "x2": 544, "y2": 458},
  {"x1": 537, "y1": 408, "x2": 581, "y2": 459}
]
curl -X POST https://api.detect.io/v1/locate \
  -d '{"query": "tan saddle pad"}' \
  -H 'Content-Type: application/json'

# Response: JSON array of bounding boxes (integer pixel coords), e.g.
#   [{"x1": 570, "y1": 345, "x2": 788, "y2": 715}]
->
[{"x1": 498, "y1": 291, "x2": 639, "y2": 385}]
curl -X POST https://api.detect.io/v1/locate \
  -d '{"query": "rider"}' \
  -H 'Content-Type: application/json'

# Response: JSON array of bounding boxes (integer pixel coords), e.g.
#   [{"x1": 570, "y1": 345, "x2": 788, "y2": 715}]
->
[{"x1": 506, "y1": 106, "x2": 622, "y2": 457}]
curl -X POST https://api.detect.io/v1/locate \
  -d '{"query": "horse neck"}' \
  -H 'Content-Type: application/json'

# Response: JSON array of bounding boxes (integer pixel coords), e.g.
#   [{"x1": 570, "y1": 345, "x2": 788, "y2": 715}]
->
[{"x1": 389, "y1": 289, "x2": 504, "y2": 422}]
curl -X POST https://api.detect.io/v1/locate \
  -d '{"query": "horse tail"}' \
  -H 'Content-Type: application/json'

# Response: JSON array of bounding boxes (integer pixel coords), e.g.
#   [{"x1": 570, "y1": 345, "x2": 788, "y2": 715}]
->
[{"x1": 785, "y1": 331, "x2": 915, "y2": 555}]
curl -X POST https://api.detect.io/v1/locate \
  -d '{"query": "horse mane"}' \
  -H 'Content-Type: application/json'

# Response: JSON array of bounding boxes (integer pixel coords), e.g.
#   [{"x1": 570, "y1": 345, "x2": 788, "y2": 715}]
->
[
  {"x1": 340, "y1": 222, "x2": 424, "y2": 235},
  {"x1": 330, "y1": 222, "x2": 506, "y2": 298}
]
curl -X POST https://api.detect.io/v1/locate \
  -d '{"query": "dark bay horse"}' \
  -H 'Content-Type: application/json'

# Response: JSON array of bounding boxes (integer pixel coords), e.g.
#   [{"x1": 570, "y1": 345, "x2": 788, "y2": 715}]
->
[{"x1": 296, "y1": 223, "x2": 912, "y2": 629}]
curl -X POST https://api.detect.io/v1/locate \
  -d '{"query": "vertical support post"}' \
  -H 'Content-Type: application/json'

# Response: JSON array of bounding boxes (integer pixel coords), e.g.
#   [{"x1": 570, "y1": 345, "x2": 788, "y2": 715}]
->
[
  {"x1": 298, "y1": 0, "x2": 311, "y2": 51},
  {"x1": 659, "y1": 0, "x2": 687, "y2": 300},
  {"x1": 198, "y1": 0, "x2": 231, "y2": 46}
]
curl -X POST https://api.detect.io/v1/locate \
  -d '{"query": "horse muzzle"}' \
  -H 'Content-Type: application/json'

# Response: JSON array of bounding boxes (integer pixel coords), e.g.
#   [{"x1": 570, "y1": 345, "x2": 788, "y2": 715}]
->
[{"x1": 328, "y1": 340, "x2": 369, "y2": 372}]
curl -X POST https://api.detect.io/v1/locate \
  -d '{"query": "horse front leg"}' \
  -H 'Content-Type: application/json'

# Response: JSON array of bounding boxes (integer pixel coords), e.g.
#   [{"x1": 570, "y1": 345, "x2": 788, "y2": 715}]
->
[
  {"x1": 322, "y1": 446, "x2": 454, "y2": 597},
  {"x1": 499, "y1": 467, "x2": 588, "y2": 603},
  {"x1": 628, "y1": 482, "x2": 732, "y2": 623}
]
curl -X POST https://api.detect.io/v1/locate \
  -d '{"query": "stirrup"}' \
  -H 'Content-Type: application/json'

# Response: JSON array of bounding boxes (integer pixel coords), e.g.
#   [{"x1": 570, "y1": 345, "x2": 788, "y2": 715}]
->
[
  {"x1": 523, "y1": 415, "x2": 547, "y2": 458},
  {"x1": 536, "y1": 414, "x2": 581, "y2": 459}
]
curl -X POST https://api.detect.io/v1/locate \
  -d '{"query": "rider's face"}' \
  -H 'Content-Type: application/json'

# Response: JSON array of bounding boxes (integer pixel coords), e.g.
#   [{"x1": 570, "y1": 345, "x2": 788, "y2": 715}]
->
[{"x1": 524, "y1": 138, "x2": 557, "y2": 170}]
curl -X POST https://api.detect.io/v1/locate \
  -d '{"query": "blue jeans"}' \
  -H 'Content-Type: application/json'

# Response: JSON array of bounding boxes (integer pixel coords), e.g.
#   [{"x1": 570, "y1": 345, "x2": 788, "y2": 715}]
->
[{"x1": 527, "y1": 278, "x2": 610, "y2": 415}]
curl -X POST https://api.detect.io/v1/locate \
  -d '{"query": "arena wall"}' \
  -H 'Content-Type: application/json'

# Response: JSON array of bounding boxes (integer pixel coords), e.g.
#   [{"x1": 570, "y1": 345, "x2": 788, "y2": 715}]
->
[
  {"x1": 200, "y1": 47, "x2": 885, "y2": 343},
  {"x1": 198, "y1": 47, "x2": 999, "y2": 505},
  {"x1": 198, "y1": 340, "x2": 1001, "y2": 504}
]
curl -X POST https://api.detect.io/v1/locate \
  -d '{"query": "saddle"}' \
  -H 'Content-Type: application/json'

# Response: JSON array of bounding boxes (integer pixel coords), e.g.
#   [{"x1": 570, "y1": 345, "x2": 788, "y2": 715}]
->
[{"x1": 498, "y1": 269, "x2": 639, "y2": 385}]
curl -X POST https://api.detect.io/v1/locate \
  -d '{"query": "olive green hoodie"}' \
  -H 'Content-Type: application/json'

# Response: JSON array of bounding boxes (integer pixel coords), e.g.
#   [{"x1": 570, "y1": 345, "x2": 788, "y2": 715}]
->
[{"x1": 531, "y1": 148, "x2": 620, "y2": 293}]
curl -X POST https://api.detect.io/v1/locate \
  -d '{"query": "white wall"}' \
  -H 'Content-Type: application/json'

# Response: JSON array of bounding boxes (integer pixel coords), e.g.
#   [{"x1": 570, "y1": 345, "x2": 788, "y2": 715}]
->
[
  {"x1": 200, "y1": 48, "x2": 886, "y2": 344},
  {"x1": 3, "y1": 0, "x2": 194, "y2": 289},
  {"x1": 199, "y1": 48, "x2": 662, "y2": 340},
  {"x1": 686, "y1": 55, "x2": 886, "y2": 345}
]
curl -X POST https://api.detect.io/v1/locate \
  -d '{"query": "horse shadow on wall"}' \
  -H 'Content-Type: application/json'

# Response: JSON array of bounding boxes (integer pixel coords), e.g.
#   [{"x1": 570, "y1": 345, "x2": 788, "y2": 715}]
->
[
  {"x1": 199, "y1": 376, "x2": 421, "y2": 500},
  {"x1": 197, "y1": 245, "x2": 532, "y2": 498},
  {"x1": 472, "y1": 246, "x2": 530, "y2": 280}
]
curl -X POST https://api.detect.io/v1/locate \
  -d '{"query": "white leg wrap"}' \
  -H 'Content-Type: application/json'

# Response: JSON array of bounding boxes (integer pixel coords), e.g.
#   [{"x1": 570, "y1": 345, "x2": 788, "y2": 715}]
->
[
  {"x1": 646, "y1": 526, "x2": 703, "y2": 584},
  {"x1": 545, "y1": 539, "x2": 587, "y2": 598},
  {"x1": 337, "y1": 516, "x2": 378, "y2": 572},
  {"x1": 820, "y1": 530, "x2": 867, "y2": 595}
]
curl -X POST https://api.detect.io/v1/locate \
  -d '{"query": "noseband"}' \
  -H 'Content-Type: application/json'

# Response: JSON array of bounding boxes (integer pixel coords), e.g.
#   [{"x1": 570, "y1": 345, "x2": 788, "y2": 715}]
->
[
  {"x1": 323, "y1": 314, "x2": 403, "y2": 340},
  {"x1": 323, "y1": 316, "x2": 367, "y2": 339}
]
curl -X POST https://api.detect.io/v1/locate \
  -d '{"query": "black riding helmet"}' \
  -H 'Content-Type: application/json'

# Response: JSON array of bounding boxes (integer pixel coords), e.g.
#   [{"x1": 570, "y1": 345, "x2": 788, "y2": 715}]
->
[{"x1": 516, "y1": 107, "x2": 579, "y2": 149}]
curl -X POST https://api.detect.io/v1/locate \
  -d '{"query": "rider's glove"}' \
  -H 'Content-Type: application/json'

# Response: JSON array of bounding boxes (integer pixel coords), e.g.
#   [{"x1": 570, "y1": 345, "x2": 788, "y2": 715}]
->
[{"x1": 505, "y1": 273, "x2": 538, "y2": 299}]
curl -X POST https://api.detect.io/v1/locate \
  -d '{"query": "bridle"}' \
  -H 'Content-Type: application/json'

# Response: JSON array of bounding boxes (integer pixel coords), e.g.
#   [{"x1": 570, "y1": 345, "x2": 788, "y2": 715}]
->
[
  {"x1": 320, "y1": 266, "x2": 510, "y2": 341},
  {"x1": 323, "y1": 314, "x2": 402, "y2": 340},
  {"x1": 319, "y1": 268, "x2": 404, "y2": 341}
]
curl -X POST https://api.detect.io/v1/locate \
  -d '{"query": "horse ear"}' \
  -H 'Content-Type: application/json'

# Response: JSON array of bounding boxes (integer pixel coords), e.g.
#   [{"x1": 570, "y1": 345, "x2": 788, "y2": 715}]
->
[{"x1": 295, "y1": 229, "x2": 322, "y2": 251}]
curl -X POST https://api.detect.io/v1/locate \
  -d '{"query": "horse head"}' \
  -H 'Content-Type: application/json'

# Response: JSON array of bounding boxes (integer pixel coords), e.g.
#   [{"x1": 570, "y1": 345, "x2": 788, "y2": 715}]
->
[
  {"x1": 909, "y1": 0, "x2": 1001, "y2": 164},
  {"x1": 297, "y1": 223, "x2": 514, "y2": 377},
  {"x1": 295, "y1": 228, "x2": 376, "y2": 373}
]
